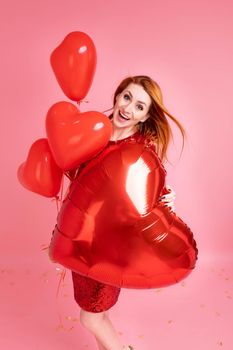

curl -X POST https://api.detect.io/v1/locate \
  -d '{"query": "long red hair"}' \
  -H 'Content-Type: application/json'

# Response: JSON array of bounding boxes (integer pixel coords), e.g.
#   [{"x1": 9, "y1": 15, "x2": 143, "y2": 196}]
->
[{"x1": 104, "y1": 75, "x2": 187, "y2": 164}]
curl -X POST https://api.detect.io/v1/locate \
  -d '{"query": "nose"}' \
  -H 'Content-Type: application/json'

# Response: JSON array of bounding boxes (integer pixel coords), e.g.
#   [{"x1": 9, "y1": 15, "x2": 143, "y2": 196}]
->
[{"x1": 123, "y1": 102, "x2": 133, "y2": 115}]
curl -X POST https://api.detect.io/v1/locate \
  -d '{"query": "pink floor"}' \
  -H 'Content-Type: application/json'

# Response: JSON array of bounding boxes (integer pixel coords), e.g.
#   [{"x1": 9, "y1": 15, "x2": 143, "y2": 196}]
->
[{"x1": 1, "y1": 254, "x2": 232, "y2": 350}]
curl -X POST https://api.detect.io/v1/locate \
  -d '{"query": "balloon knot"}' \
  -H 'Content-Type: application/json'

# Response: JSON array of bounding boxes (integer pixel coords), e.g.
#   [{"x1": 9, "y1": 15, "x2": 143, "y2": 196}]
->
[{"x1": 77, "y1": 99, "x2": 89, "y2": 105}]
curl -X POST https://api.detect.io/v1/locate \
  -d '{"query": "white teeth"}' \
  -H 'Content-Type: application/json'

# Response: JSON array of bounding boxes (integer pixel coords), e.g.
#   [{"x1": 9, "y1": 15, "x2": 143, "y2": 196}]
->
[{"x1": 119, "y1": 111, "x2": 129, "y2": 120}]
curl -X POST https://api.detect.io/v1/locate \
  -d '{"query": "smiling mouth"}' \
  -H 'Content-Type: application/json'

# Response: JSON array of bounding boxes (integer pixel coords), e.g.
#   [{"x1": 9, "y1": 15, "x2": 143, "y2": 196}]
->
[{"x1": 118, "y1": 111, "x2": 130, "y2": 121}]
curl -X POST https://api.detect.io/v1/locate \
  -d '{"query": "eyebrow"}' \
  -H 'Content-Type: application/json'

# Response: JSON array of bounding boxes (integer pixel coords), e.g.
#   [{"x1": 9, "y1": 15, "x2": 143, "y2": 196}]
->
[{"x1": 125, "y1": 90, "x2": 147, "y2": 106}]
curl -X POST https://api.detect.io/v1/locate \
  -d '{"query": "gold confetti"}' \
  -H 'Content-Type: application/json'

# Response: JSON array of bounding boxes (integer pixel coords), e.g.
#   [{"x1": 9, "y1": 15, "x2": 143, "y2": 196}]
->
[
  {"x1": 55, "y1": 324, "x2": 64, "y2": 331},
  {"x1": 40, "y1": 244, "x2": 49, "y2": 250},
  {"x1": 137, "y1": 334, "x2": 144, "y2": 339},
  {"x1": 65, "y1": 316, "x2": 72, "y2": 320},
  {"x1": 155, "y1": 289, "x2": 162, "y2": 293}
]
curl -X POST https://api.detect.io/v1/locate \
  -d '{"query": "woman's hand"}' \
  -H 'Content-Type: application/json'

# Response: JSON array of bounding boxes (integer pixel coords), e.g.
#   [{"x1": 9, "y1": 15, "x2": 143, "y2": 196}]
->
[{"x1": 158, "y1": 185, "x2": 176, "y2": 212}]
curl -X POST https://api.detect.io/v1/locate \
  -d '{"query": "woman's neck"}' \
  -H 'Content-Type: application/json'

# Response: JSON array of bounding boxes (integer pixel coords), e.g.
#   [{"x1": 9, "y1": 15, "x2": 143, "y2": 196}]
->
[{"x1": 110, "y1": 126, "x2": 138, "y2": 141}]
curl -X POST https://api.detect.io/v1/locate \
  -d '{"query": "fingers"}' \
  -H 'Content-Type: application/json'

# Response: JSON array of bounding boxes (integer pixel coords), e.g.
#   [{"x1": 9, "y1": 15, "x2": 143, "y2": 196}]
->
[
  {"x1": 159, "y1": 192, "x2": 176, "y2": 203},
  {"x1": 158, "y1": 185, "x2": 176, "y2": 212},
  {"x1": 165, "y1": 184, "x2": 176, "y2": 197}
]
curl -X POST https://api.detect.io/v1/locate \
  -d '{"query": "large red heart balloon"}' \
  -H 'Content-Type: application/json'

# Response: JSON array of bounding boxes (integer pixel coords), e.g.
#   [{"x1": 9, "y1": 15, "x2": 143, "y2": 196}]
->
[
  {"x1": 50, "y1": 31, "x2": 97, "y2": 102},
  {"x1": 45, "y1": 101, "x2": 112, "y2": 171},
  {"x1": 49, "y1": 131, "x2": 198, "y2": 289},
  {"x1": 17, "y1": 138, "x2": 63, "y2": 197}
]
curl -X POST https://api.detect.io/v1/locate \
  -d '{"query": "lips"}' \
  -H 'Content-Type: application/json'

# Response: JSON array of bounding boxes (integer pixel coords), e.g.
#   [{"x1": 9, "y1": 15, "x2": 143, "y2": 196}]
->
[{"x1": 118, "y1": 111, "x2": 130, "y2": 121}]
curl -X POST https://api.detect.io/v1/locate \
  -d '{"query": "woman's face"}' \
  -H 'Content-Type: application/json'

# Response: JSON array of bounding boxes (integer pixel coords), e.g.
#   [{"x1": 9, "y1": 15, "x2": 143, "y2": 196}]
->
[{"x1": 112, "y1": 83, "x2": 152, "y2": 131}]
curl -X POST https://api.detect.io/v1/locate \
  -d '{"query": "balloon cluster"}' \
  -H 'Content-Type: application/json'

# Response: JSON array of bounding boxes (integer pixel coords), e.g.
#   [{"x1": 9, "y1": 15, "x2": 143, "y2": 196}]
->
[
  {"x1": 17, "y1": 32, "x2": 198, "y2": 289},
  {"x1": 17, "y1": 31, "x2": 112, "y2": 198}
]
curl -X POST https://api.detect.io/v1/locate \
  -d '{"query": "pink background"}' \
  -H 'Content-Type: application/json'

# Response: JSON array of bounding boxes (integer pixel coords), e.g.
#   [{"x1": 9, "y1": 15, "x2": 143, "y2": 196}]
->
[{"x1": 1, "y1": 0, "x2": 232, "y2": 349}]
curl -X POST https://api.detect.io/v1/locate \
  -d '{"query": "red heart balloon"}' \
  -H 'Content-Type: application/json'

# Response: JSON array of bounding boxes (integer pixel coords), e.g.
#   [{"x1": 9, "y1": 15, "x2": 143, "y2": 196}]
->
[
  {"x1": 50, "y1": 31, "x2": 97, "y2": 102},
  {"x1": 17, "y1": 138, "x2": 63, "y2": 197},
  {"x1": 45, "y1": 101, "x2": 112, "y2": 171},
  {"x1": 49, "y1": 131, "x2": 198, "y2": 289}
]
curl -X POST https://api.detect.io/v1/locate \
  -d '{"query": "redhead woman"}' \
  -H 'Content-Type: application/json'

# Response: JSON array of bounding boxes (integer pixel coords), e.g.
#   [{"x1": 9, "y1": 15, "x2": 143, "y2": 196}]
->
[{"x1": 49, "y1": 75, "x2": 198, "y2": 350}]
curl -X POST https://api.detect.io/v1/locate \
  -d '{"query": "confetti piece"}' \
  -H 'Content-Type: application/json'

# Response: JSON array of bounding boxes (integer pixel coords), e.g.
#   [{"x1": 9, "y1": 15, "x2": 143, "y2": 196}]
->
[
  {"x1": 40, "y1": 244, "x2": 49, "y2": 250},
  {"x1": 137, "y1": 334, "x2": 144, "y2": 339},
  {"x1": 168, "y1": 320, "x2": 173, "y2": 324},
  {"x1": 40, "y1": 271, "x2": 50, "y2": 278},
  {"x1": 55, "y1": 324, "x2": 64, "y2": 331},
  {"x1": 217, "y1": 340, "x2": 223, "y2": 346},
  {"x1": 155, "y1": 289, "x2": 162, "y2": 293},
  {"x1": 181, "y1": 281, "x2": 186, "y2": 287},
  {"x1": 66, "y1": 316, "x2": 72, "y2": 320}
]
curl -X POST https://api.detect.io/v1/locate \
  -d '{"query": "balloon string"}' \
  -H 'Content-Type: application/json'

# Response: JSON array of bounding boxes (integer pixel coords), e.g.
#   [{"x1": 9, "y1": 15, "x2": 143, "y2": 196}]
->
[
  {"x1": 56, "y1": 267, "x2": 67, "y2": 298},
  {"x1": 41, "y1": 175, "x2": 67, "y2": 330},
  {"x1": 77, "y1": 99, "x2": 89, "y2": 107},
  {"x1": 50, "y1": 173, "x2": 65, "y2": 212},
  {"x1": 51, "y1": 195, "x2": 59, "y2": 212},
  {"x1": 55, "y1": 267, "x2": 68, "y2": 331},
  {"x1": 59, "y1": 174, "x2": 65, "y2": 211}
]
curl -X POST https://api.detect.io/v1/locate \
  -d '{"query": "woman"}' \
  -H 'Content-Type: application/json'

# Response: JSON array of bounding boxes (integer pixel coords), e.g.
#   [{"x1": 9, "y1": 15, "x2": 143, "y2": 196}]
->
[{"x1": 49, "y1": 75, "x2": 198, "y2": 350}]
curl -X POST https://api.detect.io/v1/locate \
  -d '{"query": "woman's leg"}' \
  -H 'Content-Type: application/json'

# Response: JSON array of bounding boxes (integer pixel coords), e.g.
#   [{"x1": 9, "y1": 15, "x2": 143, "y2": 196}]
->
[
  {"x1": 94, "y1": 310, "x2": 109, "y2": 350},
  {"x1": 95, "y1": 335, "x2": 107, "y2": 350},
  {"x1": 80, "y1": 308, "x2": 124, "y2": 350},
  {"x1": 71, "y1": 272, "x2": 129, "y2": 349}
]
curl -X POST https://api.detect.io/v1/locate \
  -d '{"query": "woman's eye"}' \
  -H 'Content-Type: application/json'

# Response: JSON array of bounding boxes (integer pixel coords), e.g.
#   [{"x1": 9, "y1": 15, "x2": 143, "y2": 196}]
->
[
  {"x1": 124, "y1": 94, "x2": 130, "y2": 100},
  {"x1": 137, "y1": 105, "x2": 143, "y2": 111}
]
